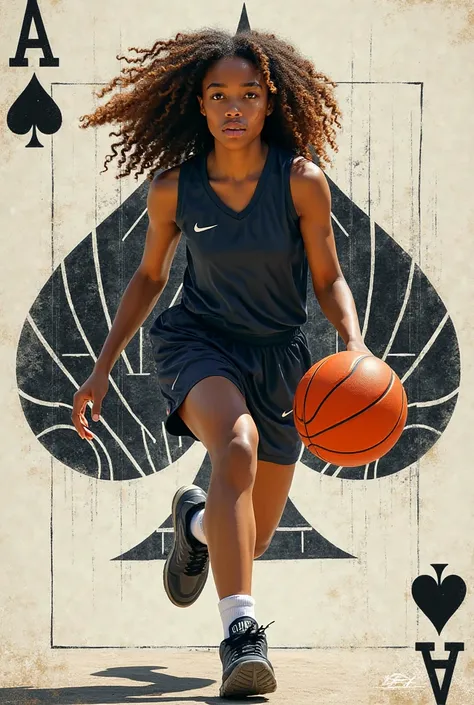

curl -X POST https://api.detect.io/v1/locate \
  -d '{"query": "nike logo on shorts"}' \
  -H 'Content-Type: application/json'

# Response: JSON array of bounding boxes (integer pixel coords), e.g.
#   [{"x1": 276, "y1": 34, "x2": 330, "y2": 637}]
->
[
  {"x1": 194, "y1": 223, "x2": 218, "y2": 232},
  {"x1": 282, "y1": 409, "x2": 293, "y2": 418}
]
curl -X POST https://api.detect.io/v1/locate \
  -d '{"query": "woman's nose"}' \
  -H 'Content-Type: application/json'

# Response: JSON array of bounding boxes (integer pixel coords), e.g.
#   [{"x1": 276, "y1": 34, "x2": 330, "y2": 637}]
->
[{"x1": 225, "y1": 104, "x2": 243, "y2": 117}]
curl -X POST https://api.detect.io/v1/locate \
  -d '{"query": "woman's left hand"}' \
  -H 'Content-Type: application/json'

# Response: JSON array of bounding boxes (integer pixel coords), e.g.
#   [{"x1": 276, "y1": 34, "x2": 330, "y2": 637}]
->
[{"x1": 346, "y1": 338, "x2": 373, "y2": 355}]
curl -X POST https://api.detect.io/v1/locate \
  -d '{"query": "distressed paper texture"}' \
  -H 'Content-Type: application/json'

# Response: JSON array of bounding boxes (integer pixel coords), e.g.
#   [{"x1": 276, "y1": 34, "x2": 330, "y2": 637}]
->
[{"x1": 1, "y1": 0, "x2": 473, "y2": 701}]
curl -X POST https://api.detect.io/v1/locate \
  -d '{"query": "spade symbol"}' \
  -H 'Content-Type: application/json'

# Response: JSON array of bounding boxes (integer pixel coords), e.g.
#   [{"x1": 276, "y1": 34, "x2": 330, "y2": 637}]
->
[
  {"x1": 16, "y1": 171, "x2": 460, "y2": 481},
  {"x1": 412, "y1": 564, "x2": 467, "y2": 635},
  {"x1": 7, "y1": 73, "x2": 62, "y2": 148}
]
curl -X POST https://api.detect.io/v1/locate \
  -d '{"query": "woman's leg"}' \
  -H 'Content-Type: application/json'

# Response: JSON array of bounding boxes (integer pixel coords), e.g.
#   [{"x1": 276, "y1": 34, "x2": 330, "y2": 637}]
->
[
  {"x1": 252, "y1": 460, "x2": 296, "y2": 558},
  {"x1": 175, "y1": 375, "x2": 284, "y2": 698},
  {"x1": 178, "y1": 375, "x2": 259, "y2": 598}
]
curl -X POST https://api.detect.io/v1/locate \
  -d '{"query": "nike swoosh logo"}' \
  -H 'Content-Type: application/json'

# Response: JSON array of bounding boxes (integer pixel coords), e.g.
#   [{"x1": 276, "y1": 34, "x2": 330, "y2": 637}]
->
[
  {"x1": 194, "y1": 223, "x2": 218, "y2": 232},
  {"x1": 282, "y1": 410, "x2": 293, "y2": 418}
]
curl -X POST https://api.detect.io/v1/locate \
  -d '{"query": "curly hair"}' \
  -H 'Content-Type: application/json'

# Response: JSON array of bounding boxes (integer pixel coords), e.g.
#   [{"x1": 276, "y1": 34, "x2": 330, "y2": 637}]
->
[{"x1": 79, "y1": 27, "x2": 342, "y2": 180}]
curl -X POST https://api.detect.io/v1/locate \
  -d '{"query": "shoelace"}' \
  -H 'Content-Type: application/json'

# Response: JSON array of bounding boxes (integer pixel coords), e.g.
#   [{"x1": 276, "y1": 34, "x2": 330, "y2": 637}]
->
[
  {"x1": 224, "y1": 621, "x2": 275, "y2": 658},
  {"x1": 184, "y1": 542, "x2": 208, "y2": 576}
]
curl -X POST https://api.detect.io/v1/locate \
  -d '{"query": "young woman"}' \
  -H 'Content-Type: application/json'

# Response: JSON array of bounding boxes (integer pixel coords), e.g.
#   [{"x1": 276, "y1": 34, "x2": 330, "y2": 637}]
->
[{"x1": 73, "y1": 27, "x2": 370, "y2": 698}]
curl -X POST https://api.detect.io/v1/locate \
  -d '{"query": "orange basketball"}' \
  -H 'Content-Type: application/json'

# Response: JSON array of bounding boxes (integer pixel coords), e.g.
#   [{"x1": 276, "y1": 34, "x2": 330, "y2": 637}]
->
[{"x1": 294, "y1": 351, "x2": 407, "y2": 466}]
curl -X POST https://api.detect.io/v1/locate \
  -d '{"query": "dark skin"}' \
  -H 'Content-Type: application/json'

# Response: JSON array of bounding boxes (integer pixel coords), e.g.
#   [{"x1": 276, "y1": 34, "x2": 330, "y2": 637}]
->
[{"x1": 72, "y1": 56, "x2": 369, "y2": 599}]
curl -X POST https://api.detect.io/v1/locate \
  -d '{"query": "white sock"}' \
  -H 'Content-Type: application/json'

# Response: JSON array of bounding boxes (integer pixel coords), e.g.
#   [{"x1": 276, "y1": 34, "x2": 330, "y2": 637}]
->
[
  {"x1": 189, "y1": 507, "x2": 207, "y2": 545},
  {"x1": 218, "y1": 594, "x2": 256, "y2": 639}
]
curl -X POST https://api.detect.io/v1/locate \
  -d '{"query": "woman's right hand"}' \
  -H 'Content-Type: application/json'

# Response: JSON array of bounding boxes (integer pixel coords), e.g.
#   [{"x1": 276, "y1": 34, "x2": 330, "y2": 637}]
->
[{"x1": 71, "y1": 368, "x2": 110, "y2": 440}]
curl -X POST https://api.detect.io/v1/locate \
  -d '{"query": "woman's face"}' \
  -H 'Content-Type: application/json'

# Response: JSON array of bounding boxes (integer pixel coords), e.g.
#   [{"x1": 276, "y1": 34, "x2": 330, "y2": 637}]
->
[{"x1": 198, "y1": 56, "x2": 273, "y2": 150}]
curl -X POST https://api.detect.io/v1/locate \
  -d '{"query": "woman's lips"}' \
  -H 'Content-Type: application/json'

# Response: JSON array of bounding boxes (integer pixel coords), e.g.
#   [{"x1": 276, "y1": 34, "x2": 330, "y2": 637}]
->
[{"x1": 222, "y1": 126, "x2": 246, "y2": 137}]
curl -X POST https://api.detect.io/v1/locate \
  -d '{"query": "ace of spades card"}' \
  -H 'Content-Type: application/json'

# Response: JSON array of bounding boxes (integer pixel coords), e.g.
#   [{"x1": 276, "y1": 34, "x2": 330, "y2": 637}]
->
[{"x1": 2, "y1": 0, "x2": 474, "y2": 703}]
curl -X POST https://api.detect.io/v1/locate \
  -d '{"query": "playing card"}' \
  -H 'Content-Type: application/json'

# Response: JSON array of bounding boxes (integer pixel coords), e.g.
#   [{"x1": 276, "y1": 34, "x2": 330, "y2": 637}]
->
[{"x1": 1, "y1": 1, "x2": 473, "y2": 703}]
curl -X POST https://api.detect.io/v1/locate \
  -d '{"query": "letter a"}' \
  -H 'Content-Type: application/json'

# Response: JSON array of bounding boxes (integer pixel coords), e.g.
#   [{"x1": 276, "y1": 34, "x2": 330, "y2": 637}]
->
[
  {"x1": 416, "y1": 642, "x2": 464, "y2": 705},
  {"x1": 9, "y1": 0, "x2": 59, "y2": 67}
]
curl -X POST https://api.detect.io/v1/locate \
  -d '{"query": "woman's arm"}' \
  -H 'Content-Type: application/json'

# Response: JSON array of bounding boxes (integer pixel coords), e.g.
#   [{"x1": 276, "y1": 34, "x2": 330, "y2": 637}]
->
[
  {"x1": 72, "y1": 167, "x2": 182, "y2": 438},
  {"x1": 291, "y1": 159, "x2": 371, "y2": 354},
  {"x1": 94, "y1": 167, "x2": 182, "y2": 376}
]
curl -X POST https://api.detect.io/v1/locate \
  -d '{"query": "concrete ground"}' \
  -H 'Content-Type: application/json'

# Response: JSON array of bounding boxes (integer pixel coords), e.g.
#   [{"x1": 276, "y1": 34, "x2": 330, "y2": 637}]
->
[{"x1": 1, "y1": 646, "x2": 470, "y2": 705}]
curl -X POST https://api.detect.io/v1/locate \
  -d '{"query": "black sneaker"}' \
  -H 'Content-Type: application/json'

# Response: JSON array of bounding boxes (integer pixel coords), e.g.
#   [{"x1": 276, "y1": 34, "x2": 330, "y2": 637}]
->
[
  {"x1": 163, "y1": 485, "x2": 209, "y2": 608},
  {"x1": 219, "y1": 617, "x2": 277, "y2": 698}
]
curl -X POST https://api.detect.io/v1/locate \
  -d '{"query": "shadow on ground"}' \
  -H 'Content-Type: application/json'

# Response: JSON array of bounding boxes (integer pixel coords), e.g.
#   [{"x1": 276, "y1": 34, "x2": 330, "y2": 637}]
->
[{"x1": 0, "y1": 664, "x2": 270, "y2": 704}]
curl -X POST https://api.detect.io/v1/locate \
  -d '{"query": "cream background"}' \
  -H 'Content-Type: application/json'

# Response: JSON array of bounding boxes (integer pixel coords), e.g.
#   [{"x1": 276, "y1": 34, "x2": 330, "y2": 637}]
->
[{"x1": 1, "y1": 0, "x2": 473, "y2": 699}]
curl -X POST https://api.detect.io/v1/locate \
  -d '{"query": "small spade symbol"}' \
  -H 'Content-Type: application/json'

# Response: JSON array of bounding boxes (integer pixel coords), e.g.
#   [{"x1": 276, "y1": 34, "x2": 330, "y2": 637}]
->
[
  {"x1": 412, "y1": 564, "x2": 467, "y2": 635},
  {"x1": 7, "y1": 73, "x2": 62, "y2": 148}
]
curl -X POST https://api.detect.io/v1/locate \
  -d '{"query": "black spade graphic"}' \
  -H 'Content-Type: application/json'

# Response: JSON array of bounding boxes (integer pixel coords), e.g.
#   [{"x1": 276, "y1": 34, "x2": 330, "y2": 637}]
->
[
  {"x1": 7, "y1": 73, "x2": 62, "y2": 147},
  {"x1": 113, "y1": 454, "x2": 355, "y2": 561},
  {"x1": 16, "y1": 173, "x2": 460, "y2": 482},
  {"x1": 412, "y1": 564, "x2": 467, "y2": 635}
]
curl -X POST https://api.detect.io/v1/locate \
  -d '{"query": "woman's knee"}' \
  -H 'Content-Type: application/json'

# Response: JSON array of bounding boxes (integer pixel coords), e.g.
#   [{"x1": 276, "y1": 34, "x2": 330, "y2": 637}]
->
[
  {"x1": 177, "y1": 376, "x2": 259, "y2": 491},
  {"x1": 210, "y1": 425, "x2": 259, "y2": 492}
]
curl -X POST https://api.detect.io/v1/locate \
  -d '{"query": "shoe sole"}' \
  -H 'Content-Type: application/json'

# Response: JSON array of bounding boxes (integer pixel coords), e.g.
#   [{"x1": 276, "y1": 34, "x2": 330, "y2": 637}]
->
[
  {"x1": 163, "y1": 485, "x2": 208, "y2": 608},
  {"x1": 220, "y1": 659, "x2": 277, "y2": 698}
]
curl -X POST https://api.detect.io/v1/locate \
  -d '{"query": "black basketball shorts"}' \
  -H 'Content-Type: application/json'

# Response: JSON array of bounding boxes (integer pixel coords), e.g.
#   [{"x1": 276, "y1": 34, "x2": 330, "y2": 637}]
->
[{"x1": 148, "y1": 303, "x2": 312, "y2": 465}]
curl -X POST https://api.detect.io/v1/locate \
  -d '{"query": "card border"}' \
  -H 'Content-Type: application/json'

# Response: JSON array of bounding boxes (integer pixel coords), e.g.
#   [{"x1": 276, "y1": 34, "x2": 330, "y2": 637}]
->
[{"x1": 49, "y1": 80, "x2": 424, "y2": 650}]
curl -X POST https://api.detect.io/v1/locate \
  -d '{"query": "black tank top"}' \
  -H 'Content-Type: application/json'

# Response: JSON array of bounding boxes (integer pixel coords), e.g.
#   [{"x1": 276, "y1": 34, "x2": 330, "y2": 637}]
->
[{"x1": 175, "y1": 142, "x2": 309, "y2": 341}]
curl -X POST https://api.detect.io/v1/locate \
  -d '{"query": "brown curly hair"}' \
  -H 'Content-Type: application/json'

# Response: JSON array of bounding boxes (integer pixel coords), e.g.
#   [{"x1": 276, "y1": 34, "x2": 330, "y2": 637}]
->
[{"x1": 79, "y1": 27, "x2": 342, "y2": 180}]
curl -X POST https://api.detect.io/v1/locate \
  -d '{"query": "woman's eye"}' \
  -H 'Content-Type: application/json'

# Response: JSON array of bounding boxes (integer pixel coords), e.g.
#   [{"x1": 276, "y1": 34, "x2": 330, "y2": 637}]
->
[{"x1": 209, "y1": 91, "x2": 258, "y2": 101}]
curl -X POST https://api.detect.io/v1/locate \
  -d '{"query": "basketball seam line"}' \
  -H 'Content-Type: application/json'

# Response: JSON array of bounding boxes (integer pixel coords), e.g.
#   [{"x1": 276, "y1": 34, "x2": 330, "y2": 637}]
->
[
  {"x1": 300, "y1": 355, "x2": 331, "y2": 454},
  {"x1": 307, "y1": 386, "x2": 407, "y2": 455},
  {"x1": 302, "y1": 371, "x2": 395, "y2": 441},
  {"x1": 297, "y1": 354, "x2": 371, "y2": 427},
  {"x1": 299, "y1": 354, "x2": 369, "y2": 463}
]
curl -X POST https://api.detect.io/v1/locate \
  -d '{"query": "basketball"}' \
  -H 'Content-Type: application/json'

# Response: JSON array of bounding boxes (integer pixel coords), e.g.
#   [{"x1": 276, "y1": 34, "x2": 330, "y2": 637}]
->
[{"x1": 293, "y1": 351, "x2": 408, "y2": 466}]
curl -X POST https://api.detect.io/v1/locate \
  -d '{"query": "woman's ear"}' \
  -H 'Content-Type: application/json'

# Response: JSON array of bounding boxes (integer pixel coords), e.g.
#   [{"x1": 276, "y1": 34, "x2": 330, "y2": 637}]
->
[
  {"x1": 266, "y1": 98, "x2": 274, "y2": 117},
  {"x1": 197, "y1": 95, "x2": 206, "y2": 117}
]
